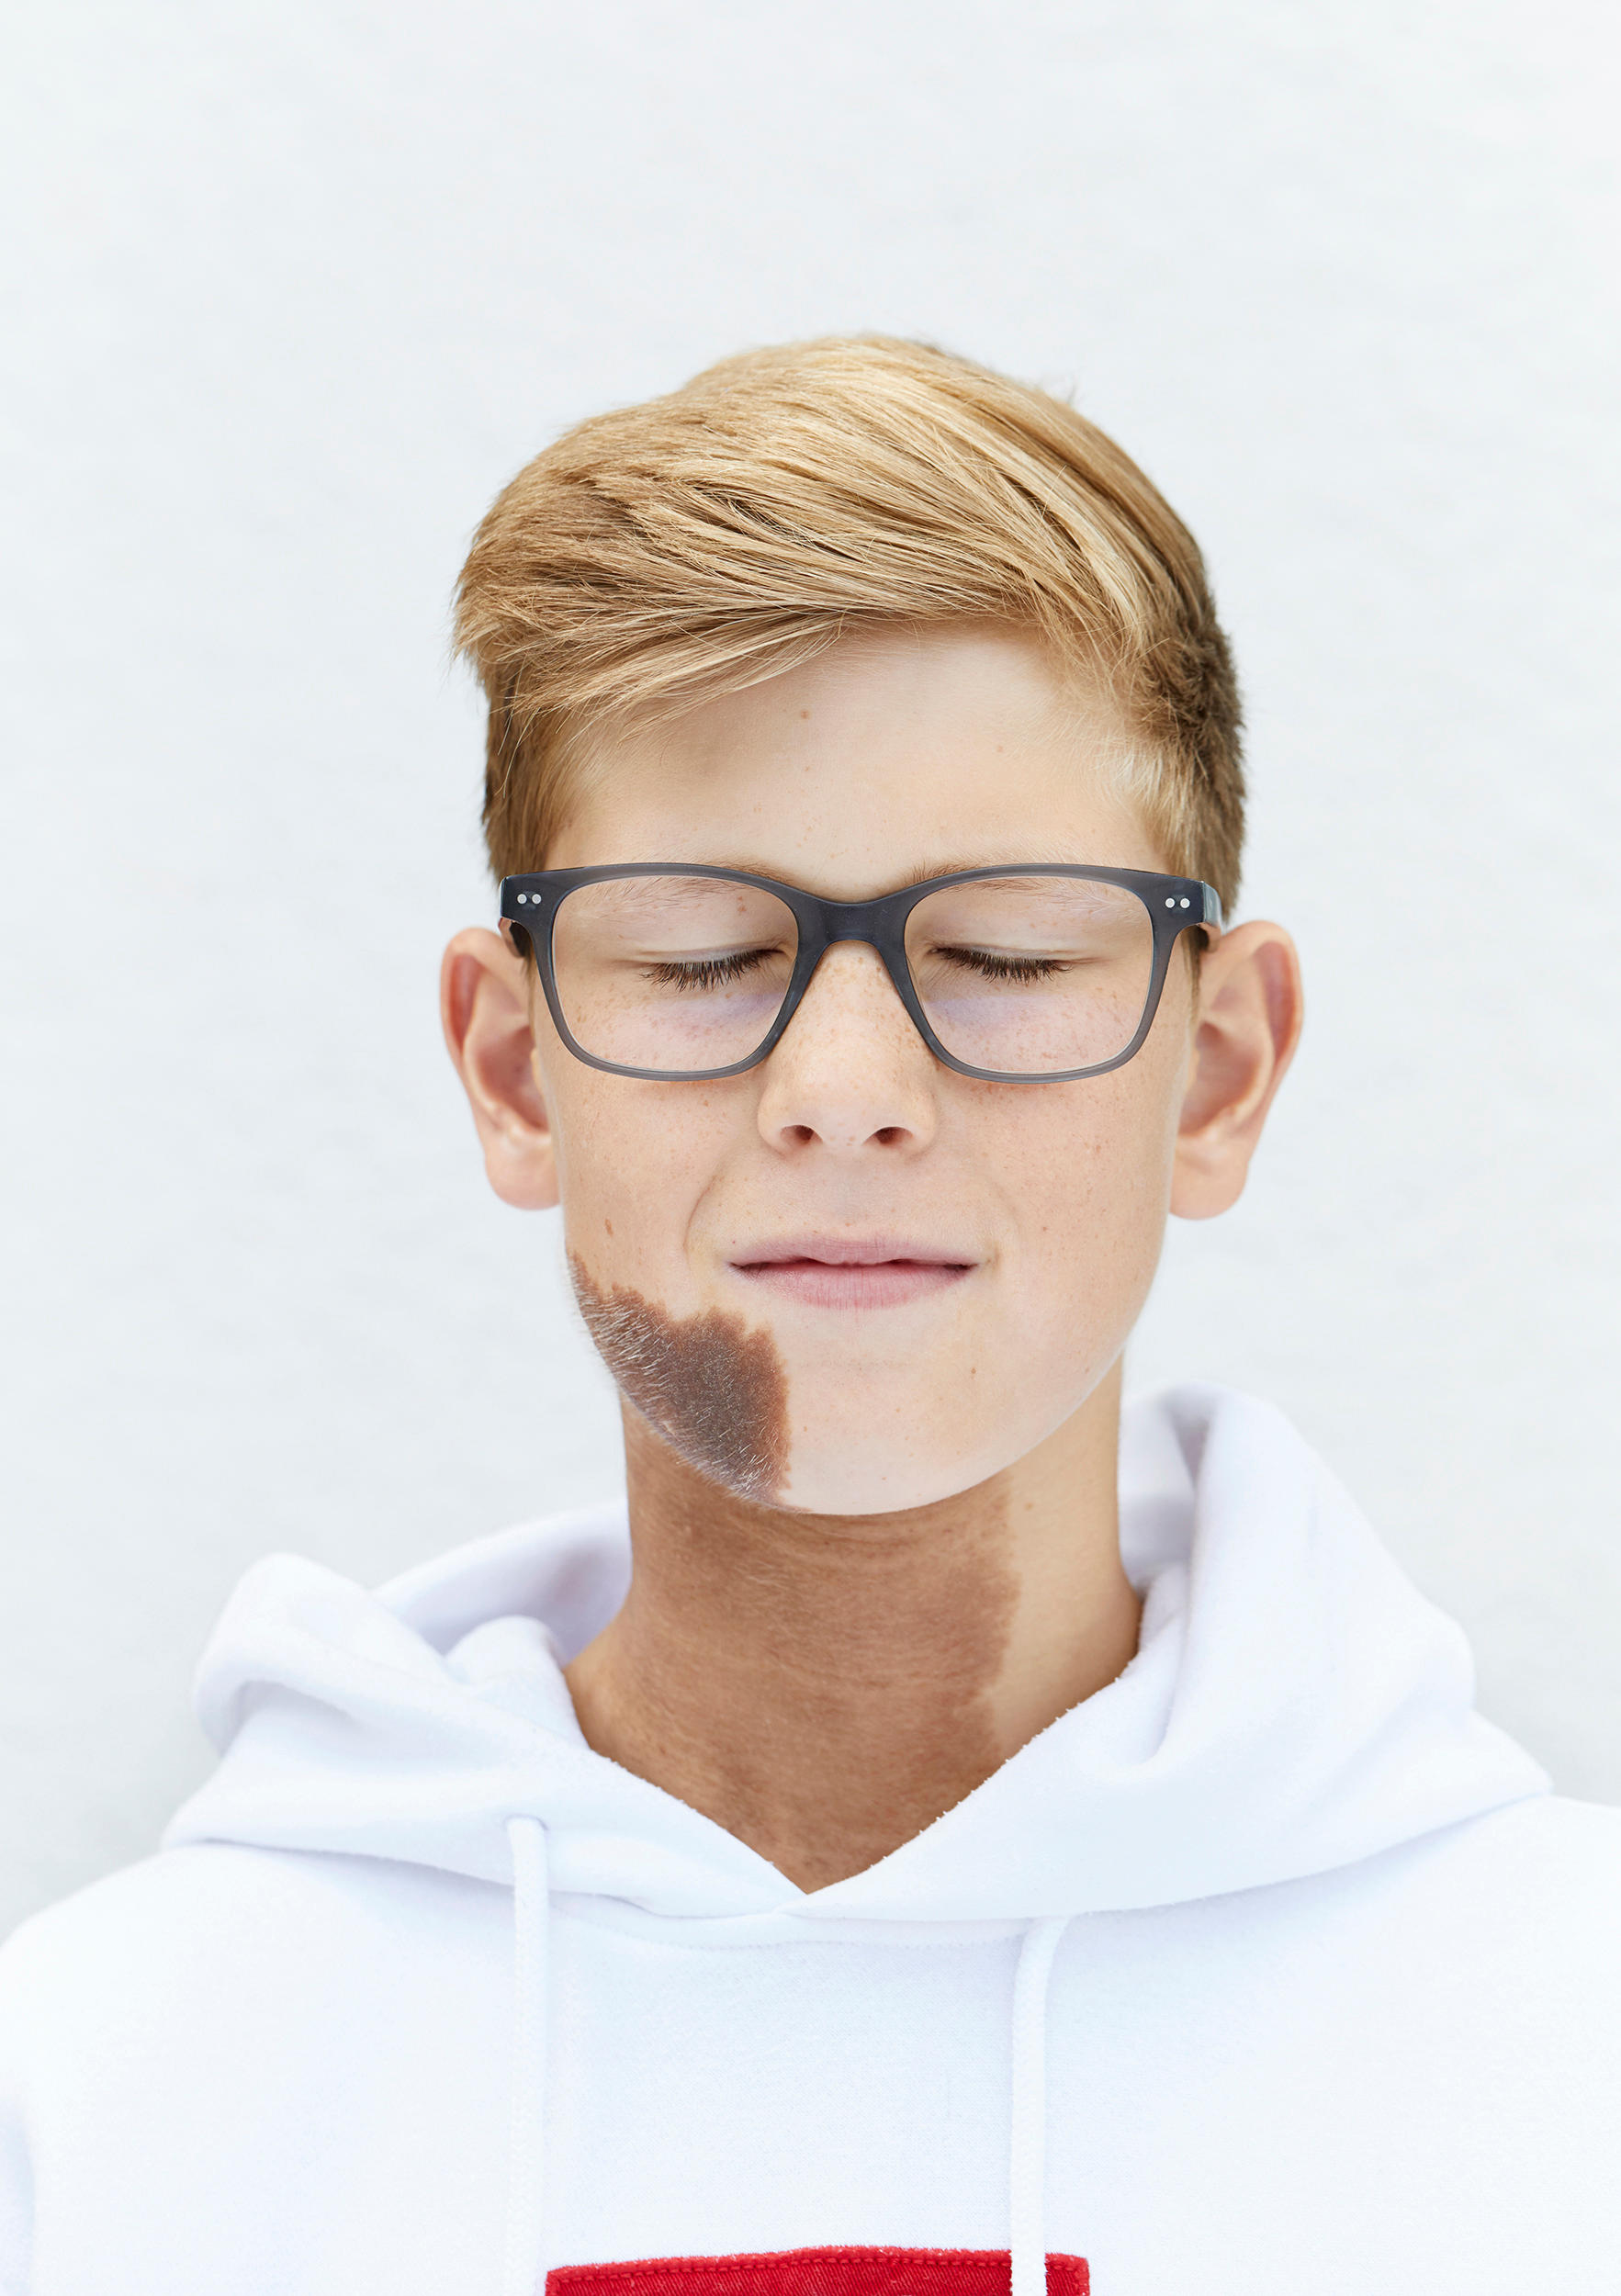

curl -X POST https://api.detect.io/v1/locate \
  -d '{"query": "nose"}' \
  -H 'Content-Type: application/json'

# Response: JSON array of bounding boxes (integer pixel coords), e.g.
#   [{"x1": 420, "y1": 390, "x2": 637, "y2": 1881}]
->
[{"x1": 754, "y1": 941, "x2": 940, "y2": 1156}]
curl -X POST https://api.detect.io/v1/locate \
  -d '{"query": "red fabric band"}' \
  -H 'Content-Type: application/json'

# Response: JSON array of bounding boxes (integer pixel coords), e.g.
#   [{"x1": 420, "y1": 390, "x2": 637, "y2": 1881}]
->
[{"x1": 549, "y1": 2248, "x2": 1088, "y2": 2296}]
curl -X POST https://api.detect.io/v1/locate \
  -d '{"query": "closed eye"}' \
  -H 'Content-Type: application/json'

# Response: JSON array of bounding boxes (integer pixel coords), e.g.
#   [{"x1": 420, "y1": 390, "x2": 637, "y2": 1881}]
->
[
  {"x1": 934, "y1": 947, "x2": 1068, "y2": 982},
  {"x1": 643, "y1": 949, "x2": 781, "y2": 991}
]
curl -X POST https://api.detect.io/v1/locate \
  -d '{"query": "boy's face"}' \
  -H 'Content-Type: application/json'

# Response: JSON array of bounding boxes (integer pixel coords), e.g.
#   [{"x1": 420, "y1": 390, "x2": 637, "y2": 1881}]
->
[{"x1": 447, "y1": 625, "x2": 1297, "y2": 1514}]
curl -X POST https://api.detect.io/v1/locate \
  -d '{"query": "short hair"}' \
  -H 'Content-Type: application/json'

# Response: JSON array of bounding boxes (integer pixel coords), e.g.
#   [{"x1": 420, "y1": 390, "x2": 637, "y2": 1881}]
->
[{"x1": 454, "y1": 336, "x2": 1244, "y2": 909}]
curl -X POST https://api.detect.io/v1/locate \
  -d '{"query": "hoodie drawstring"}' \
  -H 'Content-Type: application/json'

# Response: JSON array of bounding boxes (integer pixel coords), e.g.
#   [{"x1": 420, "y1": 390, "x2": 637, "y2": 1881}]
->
[
  {"x1": 504, "y1": 1816, "x2": 552, "y2": 2296},
  {"x1": 501, "y1": 1851, "x2": 1065, "y2": 2296},
  {"x1": 1009, "y1": 1916, "x2": 1069, "y2": 2296}
]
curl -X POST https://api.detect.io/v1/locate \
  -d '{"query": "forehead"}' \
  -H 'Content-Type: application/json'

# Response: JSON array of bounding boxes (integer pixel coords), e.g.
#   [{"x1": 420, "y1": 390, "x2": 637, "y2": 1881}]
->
[{"x1": 547, "y1": 624, "x2": 1166, "y2": 897}]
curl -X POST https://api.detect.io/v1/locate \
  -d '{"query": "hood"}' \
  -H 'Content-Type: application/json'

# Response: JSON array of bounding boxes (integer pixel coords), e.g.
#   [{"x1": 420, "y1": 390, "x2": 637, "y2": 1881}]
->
[{"x1": 165, "y1": 1384, "x2": 1548, "y2": 1923}]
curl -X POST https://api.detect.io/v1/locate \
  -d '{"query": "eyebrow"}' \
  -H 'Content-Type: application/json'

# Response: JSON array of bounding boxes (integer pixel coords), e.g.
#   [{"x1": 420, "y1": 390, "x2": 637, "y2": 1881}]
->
[
  {"x1": 704, "y1": 851, "x2": 1114, "y2": 891},
  {"x1": 895, "y1": 852, "x2": 1103, "y2": 886}
]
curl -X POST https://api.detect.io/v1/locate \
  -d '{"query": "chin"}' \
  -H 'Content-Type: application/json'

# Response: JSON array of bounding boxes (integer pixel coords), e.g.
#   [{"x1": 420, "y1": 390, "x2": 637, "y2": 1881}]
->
[{"x1": 777, "y1": 1433, "x2": 1017, "y2": 1518}]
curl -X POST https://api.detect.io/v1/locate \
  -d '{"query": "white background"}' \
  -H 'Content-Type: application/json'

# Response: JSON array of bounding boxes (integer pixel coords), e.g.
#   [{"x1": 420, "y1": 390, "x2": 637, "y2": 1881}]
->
[{"x1": 2, "y1": 0, "x2": 1617, "y2": 1938}]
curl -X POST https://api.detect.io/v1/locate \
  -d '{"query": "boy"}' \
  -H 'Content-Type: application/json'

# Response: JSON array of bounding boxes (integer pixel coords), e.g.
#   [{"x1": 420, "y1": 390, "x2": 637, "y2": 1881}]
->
[{"x1": 1, "y1": 337, "x2": 1615, "y2": 2295}]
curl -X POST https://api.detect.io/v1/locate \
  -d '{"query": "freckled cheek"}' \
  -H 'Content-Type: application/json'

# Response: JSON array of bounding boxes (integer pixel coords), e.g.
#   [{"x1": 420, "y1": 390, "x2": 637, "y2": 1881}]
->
[
  {"x1": 986, "y1": 1084, "x2": 1175, "y2": 1292},
  {"x1": 543, "y1": 1069, "x2": 740, "y2": 1277}
]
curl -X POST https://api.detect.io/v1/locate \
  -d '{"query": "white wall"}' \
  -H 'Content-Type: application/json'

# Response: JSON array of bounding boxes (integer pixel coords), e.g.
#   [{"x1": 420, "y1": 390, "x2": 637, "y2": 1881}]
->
[{"x1": 2, "y1": 0, "x2": 1616, "y2": 1937}]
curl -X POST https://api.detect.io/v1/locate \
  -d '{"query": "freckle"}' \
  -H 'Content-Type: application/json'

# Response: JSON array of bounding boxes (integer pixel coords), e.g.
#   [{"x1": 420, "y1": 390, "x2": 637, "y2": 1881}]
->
[
  {"x1": 604, "y1": 1219, "x2": 614, "y2": 1237},
  {"x1": 799, "y1": 709, "x2": 810, "y2": 719}
]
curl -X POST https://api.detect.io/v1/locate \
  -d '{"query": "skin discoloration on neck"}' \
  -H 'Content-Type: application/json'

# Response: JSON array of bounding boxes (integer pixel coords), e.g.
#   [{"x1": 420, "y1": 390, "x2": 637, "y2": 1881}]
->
[
  {"x1": 567, "y1": 1402, "x2": 1033, "y2": 1891},
  {"x1": 565, "y1": 1252, "x2": 1140, "y2": 1893},
  {"x1": 569, "y1": 1254, "x2": 791, "y2": 1503}
]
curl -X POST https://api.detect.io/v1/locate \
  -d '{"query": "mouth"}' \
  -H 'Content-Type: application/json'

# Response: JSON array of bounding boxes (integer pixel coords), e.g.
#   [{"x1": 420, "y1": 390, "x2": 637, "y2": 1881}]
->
[{"x1": 728, "y1": 1234, "x2": 978, "y2": 1311}]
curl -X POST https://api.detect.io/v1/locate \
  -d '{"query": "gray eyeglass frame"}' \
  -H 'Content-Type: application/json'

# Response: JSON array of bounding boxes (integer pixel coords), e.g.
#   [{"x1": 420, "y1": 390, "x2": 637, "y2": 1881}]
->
[{"x1": 499, "y1": 861, "x2": 1223, "y2": 1085}]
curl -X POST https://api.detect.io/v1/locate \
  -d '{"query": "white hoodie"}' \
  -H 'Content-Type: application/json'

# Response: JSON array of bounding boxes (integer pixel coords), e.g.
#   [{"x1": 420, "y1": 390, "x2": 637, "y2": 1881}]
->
[{"x1": 1, "y1": 1385, "x2": 1616, "y2": 2296}]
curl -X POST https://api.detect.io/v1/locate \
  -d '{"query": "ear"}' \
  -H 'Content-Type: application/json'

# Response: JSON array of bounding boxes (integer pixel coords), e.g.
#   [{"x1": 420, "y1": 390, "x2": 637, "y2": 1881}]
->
[
  {"x1": 1170, "y1": 921, "x2": 1303, "y2": 1221},
  {"x1": 440, "y1": 927, "x2": 559, "y2": 1211}
]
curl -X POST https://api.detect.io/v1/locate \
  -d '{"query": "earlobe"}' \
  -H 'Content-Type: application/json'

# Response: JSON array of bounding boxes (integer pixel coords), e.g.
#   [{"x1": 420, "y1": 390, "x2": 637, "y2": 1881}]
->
[
  {"x1": 440, "y1": 928, "x2": 560, "y2": 1211},
  {"x1": 1169, "y1": 922, "x2": 1303, "y2": 1221}
]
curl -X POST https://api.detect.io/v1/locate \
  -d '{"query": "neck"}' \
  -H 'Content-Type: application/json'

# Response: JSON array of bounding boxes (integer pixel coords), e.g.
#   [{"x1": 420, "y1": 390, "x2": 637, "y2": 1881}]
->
[{"x1": 565, "y1": 1362, "x2": 1141, "y2": 1893}]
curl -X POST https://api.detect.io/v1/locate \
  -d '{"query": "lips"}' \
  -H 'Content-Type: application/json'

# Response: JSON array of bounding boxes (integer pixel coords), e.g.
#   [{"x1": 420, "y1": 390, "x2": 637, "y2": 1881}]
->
[{"x1": 729, "y1": 1235, "x2": 977, "y2": 1310}]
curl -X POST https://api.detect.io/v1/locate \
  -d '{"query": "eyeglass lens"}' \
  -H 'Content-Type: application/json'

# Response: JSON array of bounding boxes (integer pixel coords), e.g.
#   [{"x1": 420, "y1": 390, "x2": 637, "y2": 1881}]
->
[
  {"x1": 548, "y1": 872, "x2": 1156, "y2": 1077},
  {"x1": 906, "y1": 874, "x2": 1154, "y2": 1075}
]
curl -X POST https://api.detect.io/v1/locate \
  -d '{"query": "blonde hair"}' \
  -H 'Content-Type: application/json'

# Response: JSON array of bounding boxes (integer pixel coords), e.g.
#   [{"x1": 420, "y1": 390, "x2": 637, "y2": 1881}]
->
[{"x1": 454, "y1": 336, "x2": 1244, "y2": 907}]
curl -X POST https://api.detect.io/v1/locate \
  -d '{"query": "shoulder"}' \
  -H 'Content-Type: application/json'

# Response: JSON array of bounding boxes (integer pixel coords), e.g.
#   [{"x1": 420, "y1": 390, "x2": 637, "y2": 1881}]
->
[
  {"x1": 0, "y1": 1847, "x2": 296, "y2": 2059},
  {"x1": 0, "y1": 1840, "x2": 501, "y2": 2077},
  {"x1": 1086, "y1": 1794, "x2": 1621, "y2": 2077},
  {"x1": 0, "y1": 1848, "x2": 513, "y2": 2290},
  {"x1": 1300, "y1": 1792, "x2": 1621, "y2": 1970},
  {"x1": 1424, "y1": 1791, "x2": 1621, "y2": 1924},
  {"x1": 1441, "y1": 1794, "x2": 1621, "y2": 1998},
  {"x1": 1268, "y1": 1794, "x2": 1621, "y2": 2055}
]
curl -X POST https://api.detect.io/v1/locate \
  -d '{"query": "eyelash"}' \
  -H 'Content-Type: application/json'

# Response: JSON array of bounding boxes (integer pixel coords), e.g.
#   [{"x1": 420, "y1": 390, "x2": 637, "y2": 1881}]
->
[
  {"x1": 938, "y1": 949, "x2": 1066, "y2": 982},
  {"x1": 645, "y1": 951, "x2": 776, "y2": 991},
  {"x1": 645, "y1": 948, "x2": 1069, "y2": 990}
]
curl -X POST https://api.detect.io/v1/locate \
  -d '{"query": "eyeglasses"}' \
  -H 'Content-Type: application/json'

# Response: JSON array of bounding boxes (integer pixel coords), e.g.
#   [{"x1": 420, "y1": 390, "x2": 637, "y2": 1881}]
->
[{"x1": 499, "y1": 862, "x2": 1222, "y2": 1084}]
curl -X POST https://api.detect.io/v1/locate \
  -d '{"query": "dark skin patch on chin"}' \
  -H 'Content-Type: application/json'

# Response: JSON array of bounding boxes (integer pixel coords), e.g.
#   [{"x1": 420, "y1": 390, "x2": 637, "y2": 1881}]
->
[{"x1": 569, "y1": 1254, "x2": 790, "y2": 1503}]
